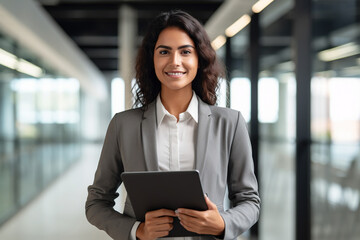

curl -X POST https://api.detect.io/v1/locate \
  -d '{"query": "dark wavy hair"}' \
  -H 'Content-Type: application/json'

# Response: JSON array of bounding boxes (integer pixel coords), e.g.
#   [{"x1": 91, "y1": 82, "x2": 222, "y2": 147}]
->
[{"x1": 134, "y1": 10, "x2": 224, "y2": 108}]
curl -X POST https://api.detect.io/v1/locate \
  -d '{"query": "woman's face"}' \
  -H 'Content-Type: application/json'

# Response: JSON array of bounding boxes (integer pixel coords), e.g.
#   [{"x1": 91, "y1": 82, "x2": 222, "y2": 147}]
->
[{"x1": 153, "y1": 27, "x2": 198, "y2": 94}]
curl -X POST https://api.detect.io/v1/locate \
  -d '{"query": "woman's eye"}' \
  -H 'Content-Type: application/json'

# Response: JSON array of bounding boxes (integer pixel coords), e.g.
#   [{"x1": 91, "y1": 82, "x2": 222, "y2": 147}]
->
[
  {"x1": 182, "y1": 50, "x2": 191, "y2": 55},
  {"x1": 159, "y1": 50, "x2": 168, "y2": 55}
]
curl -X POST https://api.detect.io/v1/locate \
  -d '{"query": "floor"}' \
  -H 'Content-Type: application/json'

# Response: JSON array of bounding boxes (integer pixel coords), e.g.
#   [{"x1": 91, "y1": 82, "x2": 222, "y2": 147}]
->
[{"x1": 0, "y1": 143, "x2": 112, "y2": 240}]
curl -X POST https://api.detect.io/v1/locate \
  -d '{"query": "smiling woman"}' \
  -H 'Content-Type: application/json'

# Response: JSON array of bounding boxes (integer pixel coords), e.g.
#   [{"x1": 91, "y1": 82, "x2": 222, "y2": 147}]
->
[
  {"x1": 153, "y1": 27, "x2": 199, "y2": 116},
  {"x1": 86, "y1": 10, "x2": 260, "y2": 240}
]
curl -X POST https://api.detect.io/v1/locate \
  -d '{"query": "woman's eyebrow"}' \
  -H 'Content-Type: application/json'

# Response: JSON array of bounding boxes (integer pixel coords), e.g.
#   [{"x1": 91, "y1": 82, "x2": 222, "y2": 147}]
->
[
  {"x1": 155, "y1": 45, "x2": 171, "y2": 50},
  {"x1": 178, "y1": 45, "x2": 195, "y2": 49},
  {"x1": 155, "y1": 44, "x2": 195, "y2": 50}
]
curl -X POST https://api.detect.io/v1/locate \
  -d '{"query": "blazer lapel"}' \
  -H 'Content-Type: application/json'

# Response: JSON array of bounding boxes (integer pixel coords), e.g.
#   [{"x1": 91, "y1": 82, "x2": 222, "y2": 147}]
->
[
  {"x1": 195, "y1": 97, "x2": 212, "y2": 177},
  {"x1": 141, "y1": 102, "x2": 159, "y2": 171}
]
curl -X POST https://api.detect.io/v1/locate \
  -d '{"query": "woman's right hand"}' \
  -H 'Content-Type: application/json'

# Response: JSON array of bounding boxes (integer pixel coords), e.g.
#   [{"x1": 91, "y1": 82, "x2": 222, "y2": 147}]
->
[{"x1": 136, "y1": 209, "x2": 177, "y2": 240}]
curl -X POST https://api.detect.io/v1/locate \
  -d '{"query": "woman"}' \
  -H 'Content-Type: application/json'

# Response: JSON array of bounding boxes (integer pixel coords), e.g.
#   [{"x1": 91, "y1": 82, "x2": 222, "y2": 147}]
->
[{"x1": 86, "y1": 10, "x2": 260, "y2": 240}]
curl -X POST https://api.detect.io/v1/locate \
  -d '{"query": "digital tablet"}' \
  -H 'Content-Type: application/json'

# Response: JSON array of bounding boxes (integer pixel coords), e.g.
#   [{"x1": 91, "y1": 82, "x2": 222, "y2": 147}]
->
[{"x1": 121, "y1": 170, "x2": 208, "y2": 237}]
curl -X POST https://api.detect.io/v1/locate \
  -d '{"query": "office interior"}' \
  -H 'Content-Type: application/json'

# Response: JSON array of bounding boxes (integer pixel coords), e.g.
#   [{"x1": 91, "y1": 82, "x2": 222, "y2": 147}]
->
[{"x1": 0, "y1": 0, "x2": 359, "y2": 239}]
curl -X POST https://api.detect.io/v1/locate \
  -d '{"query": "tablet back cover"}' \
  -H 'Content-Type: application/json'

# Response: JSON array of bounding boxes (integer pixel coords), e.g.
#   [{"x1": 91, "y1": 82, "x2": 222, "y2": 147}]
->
[{"x1": 121, "y1": 170, "x2": 208, "y2": 237}]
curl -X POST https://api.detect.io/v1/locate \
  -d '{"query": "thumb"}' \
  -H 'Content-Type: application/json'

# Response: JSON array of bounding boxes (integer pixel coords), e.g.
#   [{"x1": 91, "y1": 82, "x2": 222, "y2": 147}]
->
[{"x1": 205, "y1": 195, "x2": 217, "y2": 210}]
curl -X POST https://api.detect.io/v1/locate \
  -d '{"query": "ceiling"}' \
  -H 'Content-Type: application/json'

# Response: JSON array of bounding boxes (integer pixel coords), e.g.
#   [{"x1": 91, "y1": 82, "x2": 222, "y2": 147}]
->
[
  {"x1": 36, "y1": 0, "x2": 360, "y2": 77},
  {"x1": 37, "y1": 0, "x2": 225, "y2": 74}
]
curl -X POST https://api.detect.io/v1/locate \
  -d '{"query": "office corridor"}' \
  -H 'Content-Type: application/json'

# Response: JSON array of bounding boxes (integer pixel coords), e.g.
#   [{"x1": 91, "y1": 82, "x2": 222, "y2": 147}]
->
[{"x1": 0, "y1": 144, "x2": 111, "y2": 240}]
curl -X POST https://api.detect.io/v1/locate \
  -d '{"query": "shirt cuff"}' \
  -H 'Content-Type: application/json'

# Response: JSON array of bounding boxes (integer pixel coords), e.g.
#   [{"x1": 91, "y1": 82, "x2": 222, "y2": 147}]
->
[{"x1": 130, "y1": 221, "x2": 141, "y2": 240}]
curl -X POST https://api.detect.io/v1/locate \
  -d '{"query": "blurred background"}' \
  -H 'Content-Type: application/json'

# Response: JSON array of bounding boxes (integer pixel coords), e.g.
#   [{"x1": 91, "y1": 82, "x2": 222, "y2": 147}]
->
[{"x1": 0, "y1": 0, "x2": 359, "y2": 239}]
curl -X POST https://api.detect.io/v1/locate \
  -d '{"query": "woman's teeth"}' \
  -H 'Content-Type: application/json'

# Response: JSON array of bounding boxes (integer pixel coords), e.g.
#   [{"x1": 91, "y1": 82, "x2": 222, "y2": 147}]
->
[{"x1": 167, "y1": 72, "x2": 184, "y2": 76}]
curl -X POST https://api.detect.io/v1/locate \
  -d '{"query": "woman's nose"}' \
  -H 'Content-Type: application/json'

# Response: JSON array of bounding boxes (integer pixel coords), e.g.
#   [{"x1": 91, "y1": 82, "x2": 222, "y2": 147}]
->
[{"x1": 170, "y1": 52, "x2": 181, "y2": 66}]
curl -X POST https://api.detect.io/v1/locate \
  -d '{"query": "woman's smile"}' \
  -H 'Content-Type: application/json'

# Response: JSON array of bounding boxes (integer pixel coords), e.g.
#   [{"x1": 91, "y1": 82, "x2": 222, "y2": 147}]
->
[{"x1": 165, "y1": 70, "x2": 186, "y2": 78}]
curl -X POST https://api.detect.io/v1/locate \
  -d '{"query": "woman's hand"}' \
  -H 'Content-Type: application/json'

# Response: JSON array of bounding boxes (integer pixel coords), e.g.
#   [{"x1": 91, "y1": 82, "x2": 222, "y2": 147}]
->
[
  {"x1": 175, "y1": 196, "x2": 225, "y2": 236},
  {"x1": 136, "y1": 209, "x2": 177, "y2": 240}
]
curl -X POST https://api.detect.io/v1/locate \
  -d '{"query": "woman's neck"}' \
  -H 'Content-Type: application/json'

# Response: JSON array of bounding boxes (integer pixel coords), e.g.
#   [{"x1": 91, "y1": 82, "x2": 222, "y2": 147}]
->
[{"x1": 160, "y1": 88, "x2": 193, "y2": 121}]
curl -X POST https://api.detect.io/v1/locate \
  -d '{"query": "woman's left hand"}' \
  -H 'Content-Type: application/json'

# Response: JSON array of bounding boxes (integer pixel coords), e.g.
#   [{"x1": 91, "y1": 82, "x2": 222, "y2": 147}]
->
[{"x1": 175, "y1": 196, "x2": 225, "y2": 236}]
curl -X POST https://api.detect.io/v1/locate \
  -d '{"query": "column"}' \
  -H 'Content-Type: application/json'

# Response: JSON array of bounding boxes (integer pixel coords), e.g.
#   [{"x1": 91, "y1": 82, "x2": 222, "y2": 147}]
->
[
  {"x1": 118, "y1": 4, "x2": 137, "y2": 212},
  {"x1": 119, "y1": 5, "x2": 137, "y2": 110},
  {"x1": 293, "y1": 0, "x2": 312, "y2": 239},
  {"x1": 249, "y1": 12, "x2": 260, "y2": 239}
]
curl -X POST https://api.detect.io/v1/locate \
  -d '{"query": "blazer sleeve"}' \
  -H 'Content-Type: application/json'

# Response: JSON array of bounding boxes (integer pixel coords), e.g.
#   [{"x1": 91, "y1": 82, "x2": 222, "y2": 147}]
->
[
  {"x1": 220, "y1": 112, "x2": 261, "y2": 240},
  {"x1": 85, "y1": 114, "x2": 136, "y2": 240}
]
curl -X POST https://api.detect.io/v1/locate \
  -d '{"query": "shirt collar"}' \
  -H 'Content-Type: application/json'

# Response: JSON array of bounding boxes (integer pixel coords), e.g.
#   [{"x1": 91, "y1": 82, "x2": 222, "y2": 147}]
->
[
  {"x1": 156, "y1": 91, "x2": 198, "y2": 126},
  {"x1": 186, "y1": 92, "x2": 198, "y2": 123}
]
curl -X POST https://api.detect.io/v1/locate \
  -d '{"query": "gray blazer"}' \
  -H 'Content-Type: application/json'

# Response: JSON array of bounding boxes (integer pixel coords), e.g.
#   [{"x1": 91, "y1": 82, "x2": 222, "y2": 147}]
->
[{"x1": 86, "y1": 96, "x2": 260, "y2": 240}]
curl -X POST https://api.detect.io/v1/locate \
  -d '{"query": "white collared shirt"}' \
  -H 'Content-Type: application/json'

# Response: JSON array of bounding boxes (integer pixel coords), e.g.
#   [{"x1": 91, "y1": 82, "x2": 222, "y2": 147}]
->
[
  {"x1": 130, "y1": 92, "x2": 199, "y2": 240},
  {"x1": 156, "y1": 92, "x2": 198, "y2": 171}
]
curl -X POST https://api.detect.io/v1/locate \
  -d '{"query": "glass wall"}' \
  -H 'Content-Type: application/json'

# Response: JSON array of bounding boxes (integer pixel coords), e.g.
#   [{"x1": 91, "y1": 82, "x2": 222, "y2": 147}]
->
[
  {"x1": 228, "y1": 25, "x2": 252, "y2": 240},
  {"x1": 230, "y1": 28, "x2": 251, "y2": 122},
  {"x1": 258, "y1": 1, "x2": 295, "y2": 239},
  {"x1": 216, "y1": 0, "x2": 360, "y2": 239},
  {"x1": 218, "y1": 2, "x2": 296, "y2": 239},
  {"x1": 311, "y1": 0, "x2": 360, "y2": 239},
  {"x1": 223, "y1": 0, "x2": 360, "y2": 239},
  {"x1": 0, "y1": 34, "x2": 17, "y2": 224},
  {"x1": 111, "y1": 78, "x2": 125, "y2": 116},
  {"x1": 0, "y1": 32, "x2": 81, "y2": 225}
]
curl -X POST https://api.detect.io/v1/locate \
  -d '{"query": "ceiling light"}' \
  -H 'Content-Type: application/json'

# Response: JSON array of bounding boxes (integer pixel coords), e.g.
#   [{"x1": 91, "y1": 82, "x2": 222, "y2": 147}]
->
[
  {"x1": 318, "y1": 42, "x2": 360, "y2": 62},
  {"x1": 0, "y1": 48, "x2": 43, "y2": 77},
  {"x1": 225, "y1": 14, "x2": 251, "y2": 38},
  {"x1": 252, "y1": 0, "x2": 274, "y2": 13},
  {"x1": 0, "y1": 48, "x2": 18, "y2": 69},
  {"x1": 211, "y1": 35, "x2": 227, "y2": 51},
  {"x1": 18, "y1": 59, "x2": 43, "y2": 78}
]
